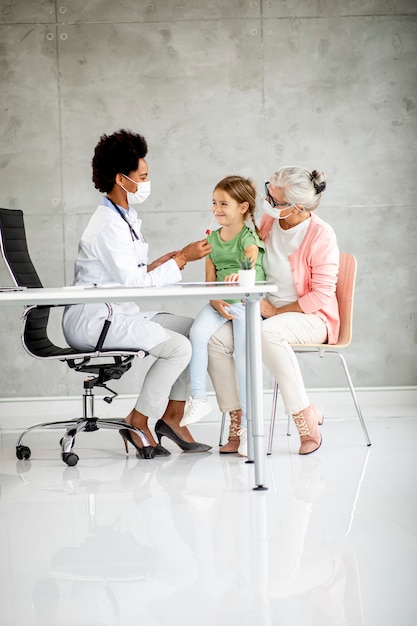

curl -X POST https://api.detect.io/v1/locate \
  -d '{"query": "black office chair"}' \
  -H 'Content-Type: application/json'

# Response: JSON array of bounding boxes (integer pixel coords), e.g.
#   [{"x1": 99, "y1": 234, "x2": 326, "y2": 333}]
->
[{"x1": 0, "y1": 207, "x2": 154, "y2": 466}]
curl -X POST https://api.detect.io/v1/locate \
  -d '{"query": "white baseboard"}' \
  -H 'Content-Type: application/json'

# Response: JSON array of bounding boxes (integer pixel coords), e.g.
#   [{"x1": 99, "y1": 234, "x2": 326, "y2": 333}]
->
[{"x1": 0, "y1": 387, "x2": 416, "y2": 431}]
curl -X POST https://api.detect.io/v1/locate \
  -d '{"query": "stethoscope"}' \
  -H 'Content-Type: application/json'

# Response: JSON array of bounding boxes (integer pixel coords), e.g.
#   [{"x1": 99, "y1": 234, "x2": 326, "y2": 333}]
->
[
  {"x1": 107, "y1": 197, "x2": 148, "y2": 242},
  {"x1": 107, "y1": 197, "x2": 147, "y2": 267}
]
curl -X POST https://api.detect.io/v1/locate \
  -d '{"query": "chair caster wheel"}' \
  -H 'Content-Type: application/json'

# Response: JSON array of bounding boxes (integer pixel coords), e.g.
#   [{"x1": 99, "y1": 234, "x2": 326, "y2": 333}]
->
[
  {"x1": 16, "y1": 445, "x2": 31, "y2": 460},
  {"x1": 62, "y1": 452, "x2": 79, "y2": 466}
]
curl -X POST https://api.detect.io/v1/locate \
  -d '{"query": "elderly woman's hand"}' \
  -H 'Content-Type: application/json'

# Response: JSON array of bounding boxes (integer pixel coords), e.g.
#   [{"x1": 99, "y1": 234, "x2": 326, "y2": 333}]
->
[
  {"x1": 260, "y1": 298, "x2": 278, "y2": 319},
  {"x1": 260, "y1": 298, "x2": 304, "y2": 318}
]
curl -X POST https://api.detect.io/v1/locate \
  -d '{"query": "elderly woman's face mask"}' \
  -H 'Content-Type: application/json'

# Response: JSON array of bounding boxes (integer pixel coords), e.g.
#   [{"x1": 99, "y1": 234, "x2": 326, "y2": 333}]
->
[
  {"x1": 262, "y1": 199, "x2": 296, "y2": 220},
  {"x1": 263, "y1": 182, "x2": 296, "y2": 219}
]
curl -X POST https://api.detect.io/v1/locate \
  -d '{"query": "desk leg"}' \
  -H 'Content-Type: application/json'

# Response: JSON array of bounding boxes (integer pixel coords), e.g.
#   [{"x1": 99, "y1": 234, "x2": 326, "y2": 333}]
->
[
  {"x1": 246, "y1": 296, "x2": 268, "y2": 491},
  {"x1": 246, "y1": 304, "x2": 254, "y2": 462}
]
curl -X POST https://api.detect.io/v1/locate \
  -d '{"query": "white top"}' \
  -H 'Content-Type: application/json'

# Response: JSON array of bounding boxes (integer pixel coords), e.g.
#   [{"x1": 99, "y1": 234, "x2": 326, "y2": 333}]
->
[
  {"x1": 263, "y1": 218, "x2": 310, "y2": 306},
  {"x1": 73, "y1": 203, "x2": 181, "y2": 289},
  {"x1": 63, "y1": 201, "x2": 182, "y2": 350}
]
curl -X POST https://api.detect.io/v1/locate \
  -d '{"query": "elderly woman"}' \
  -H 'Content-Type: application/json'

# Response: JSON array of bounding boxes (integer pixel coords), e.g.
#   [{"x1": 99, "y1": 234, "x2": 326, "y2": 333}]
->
[{"x1": 208, "y1": 166, "x2": 340, "y2": 455}]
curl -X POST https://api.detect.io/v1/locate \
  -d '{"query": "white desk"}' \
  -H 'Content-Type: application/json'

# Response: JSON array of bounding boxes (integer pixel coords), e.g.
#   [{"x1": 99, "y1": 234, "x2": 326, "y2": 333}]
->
[{"x1": 0, "y1": 282, "x2": 277, "y2": 490}]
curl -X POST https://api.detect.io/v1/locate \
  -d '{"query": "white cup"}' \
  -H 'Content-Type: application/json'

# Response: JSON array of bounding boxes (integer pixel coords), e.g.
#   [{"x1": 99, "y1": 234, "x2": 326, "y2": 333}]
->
[{"x1": 238, "y1": 269, "x2": 256, "y2": 288}]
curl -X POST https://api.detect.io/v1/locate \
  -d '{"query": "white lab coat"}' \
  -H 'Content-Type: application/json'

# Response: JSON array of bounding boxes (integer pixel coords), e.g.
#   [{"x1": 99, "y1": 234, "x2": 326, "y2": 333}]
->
[{"x1": 62, "y1": 203, "x2": 182, "y2": 351}]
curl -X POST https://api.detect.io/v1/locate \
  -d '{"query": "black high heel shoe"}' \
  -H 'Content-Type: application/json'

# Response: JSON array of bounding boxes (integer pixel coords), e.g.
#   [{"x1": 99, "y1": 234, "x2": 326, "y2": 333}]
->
[
  {"x1": 119, "y1": 428, "x2": 170, "y2": 458},
  {"x1": 154, "y1": 419, "x2": 212, "y2": 453}
]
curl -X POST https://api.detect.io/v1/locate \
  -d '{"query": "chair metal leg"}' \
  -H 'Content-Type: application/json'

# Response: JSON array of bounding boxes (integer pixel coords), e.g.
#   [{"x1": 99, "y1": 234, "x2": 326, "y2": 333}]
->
[
  {"x1": 267, "y1": 348, "x2": 371, "y2": 456},
  {"x1": 267, "y1": 382, "x2": 279, "y2": 455},
  {"x1": 219, "y1": 411, "x2": 226, "y2": 446},
  {"x1": 335, "y1": 352, "x2": 372, "y2": 446},
  {"x1": 16, "y1": 419, "x2": 85, "y2": 448}
]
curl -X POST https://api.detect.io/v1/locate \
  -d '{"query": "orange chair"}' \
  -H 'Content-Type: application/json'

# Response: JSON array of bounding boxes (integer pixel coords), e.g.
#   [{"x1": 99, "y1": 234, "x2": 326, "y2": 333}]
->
[{"x1": 267, "y1": 252, "x2": 372, "y2": 454}]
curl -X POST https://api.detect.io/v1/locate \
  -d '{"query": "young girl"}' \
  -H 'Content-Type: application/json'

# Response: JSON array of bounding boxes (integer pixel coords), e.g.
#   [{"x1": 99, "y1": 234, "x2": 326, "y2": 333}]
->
[{"x1": 180, "y1": 175, "x2": 265, "y2": 456}]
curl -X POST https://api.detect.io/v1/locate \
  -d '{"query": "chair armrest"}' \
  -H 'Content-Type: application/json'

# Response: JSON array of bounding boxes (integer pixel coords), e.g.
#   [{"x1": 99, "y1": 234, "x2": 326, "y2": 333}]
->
[{"x1": 93, "y1": 303, "x2": 113, "y2": 352}]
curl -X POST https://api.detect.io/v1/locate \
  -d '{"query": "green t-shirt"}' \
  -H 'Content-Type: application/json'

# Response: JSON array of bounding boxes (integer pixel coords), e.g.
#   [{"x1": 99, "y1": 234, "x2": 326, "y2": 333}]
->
[{"x1": 207, "y1": 225, "x2": 265, "y2": 302}]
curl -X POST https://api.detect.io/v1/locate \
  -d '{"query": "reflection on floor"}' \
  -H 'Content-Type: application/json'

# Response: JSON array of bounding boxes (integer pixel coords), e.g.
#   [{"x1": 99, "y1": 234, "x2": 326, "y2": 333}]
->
[{"x1": 0, "y1": 414, "x2": 416, "y2": 626}]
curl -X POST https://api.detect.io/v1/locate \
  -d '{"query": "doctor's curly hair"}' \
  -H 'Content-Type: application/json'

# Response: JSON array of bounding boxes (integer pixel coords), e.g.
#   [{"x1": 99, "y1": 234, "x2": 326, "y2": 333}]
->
[{"x1": 92, "y1": 129, "x2": 148, "y2": 193}]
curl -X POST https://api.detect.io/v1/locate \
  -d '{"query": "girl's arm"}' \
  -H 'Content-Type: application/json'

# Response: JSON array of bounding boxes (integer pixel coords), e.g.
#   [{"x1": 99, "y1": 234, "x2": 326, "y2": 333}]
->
[
  {"x1": 222, "y1": 242, "x2": 262, "y2": 284},
  {"x1": 244, "y1": 244, "x2": 259, "y2": 268},
  {"x1": 205, "y1": 256, "x2": 216, "y2": 282},
  {"x1": 207, "y1": 256, "x2": 236, "y2": 320}
]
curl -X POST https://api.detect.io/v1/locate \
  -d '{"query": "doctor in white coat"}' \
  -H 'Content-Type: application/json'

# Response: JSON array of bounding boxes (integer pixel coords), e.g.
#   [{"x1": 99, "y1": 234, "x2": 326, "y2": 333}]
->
[{"x1": 63, "y1": 129, "x2": 212, "y2": 457}]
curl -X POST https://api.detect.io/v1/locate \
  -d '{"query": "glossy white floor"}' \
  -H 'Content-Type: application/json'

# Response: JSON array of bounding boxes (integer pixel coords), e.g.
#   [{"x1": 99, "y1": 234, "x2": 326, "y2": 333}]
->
[{"x1": 1, "y1": 410, "x2": 416, "y2": 626}]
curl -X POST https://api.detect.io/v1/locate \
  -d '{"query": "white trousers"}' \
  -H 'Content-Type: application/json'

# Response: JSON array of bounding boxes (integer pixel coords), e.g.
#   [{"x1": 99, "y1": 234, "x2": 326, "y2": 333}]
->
[
  {"x1": 208, "y1": 312, "x2": 327, "y2": 416},
  {"x1": 261, "y1": 312, "x2": 327, "y2": 414},
  {"x1": 134, "y1": 313, "x2": 193, "y2": 419},
  {"x1": 63, "y1": 305, "x2": 193, "y2": 421}
]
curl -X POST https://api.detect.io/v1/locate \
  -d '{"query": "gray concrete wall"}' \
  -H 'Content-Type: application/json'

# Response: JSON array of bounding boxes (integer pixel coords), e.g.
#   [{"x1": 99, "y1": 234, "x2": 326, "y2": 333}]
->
[{"x1": 0, "y1": 0, "x2": 416, "y2": 399}]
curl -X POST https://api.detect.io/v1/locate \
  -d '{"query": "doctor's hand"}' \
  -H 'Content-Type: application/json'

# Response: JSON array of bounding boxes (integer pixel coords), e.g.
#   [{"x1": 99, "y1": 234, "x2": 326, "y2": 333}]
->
[
  {"x1": 174, "y1": 239, "x2": 211, "y2": 269},
  {"x1": 147, "y1": 251, "x2": 178, "y2": 272}
]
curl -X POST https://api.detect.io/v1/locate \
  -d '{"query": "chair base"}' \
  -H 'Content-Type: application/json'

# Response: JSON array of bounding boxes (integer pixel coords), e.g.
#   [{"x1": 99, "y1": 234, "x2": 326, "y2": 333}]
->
[{"x1": 16, "y1": 417, "x2": 154, "y2": 466}]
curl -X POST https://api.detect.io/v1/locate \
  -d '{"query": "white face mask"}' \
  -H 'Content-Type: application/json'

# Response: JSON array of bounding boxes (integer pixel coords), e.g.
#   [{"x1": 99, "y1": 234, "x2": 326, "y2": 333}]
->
[
  {"x1": 262, "y1": 199, "x2": 295, "y2": 219},
  {"x1": 121, "y1": 176, "x2": 151, "y2": 205}
]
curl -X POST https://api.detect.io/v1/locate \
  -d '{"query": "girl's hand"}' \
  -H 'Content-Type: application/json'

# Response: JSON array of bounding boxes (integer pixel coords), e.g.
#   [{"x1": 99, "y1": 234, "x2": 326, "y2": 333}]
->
[
  {"x1": 210, "y1": 299, "x2": 236, "y2": 320},
  {"x1": 224, "y1": 273, "x2": 239, "y2": 283}
]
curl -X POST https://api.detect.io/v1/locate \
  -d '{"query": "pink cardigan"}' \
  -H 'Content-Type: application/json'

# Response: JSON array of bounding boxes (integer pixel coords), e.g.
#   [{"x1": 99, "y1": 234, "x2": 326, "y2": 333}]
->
[{"x1": 260, "y1": 213, "x2": 340, "y2": 344}]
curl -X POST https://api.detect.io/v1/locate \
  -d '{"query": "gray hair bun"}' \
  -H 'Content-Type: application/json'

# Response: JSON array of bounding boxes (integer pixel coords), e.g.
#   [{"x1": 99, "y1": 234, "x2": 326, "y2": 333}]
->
[{"x1": 311, "y1": 170, "x2": 326, "y2": 194}]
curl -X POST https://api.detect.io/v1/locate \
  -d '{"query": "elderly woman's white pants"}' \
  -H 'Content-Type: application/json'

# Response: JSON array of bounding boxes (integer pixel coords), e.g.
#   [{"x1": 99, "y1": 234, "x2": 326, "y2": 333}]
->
[
  {"x1": 207, "y1": 312, "x2": 327, "y2": 416},
  {"x1": 261, "y1": 312, "x2": 327, "y2": 414}
]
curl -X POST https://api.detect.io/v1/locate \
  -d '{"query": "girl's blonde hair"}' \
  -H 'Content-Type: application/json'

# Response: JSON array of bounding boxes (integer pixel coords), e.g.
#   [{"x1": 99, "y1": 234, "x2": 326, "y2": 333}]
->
[{"x1": 214, "y1": 175, "x2": 261, "y2": 238}]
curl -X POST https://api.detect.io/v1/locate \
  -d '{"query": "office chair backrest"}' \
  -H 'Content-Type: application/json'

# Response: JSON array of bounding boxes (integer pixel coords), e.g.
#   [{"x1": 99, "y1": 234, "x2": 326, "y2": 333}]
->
[
  {"x1": 335, "y1": 252, "x2": 357, "y2": 348},
  {"x1": 0, "y1": 208, "x2": 43, "y2": 288},
  {"x1": 0, "y1": 208, "x2": 64, "y2": 357}
]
